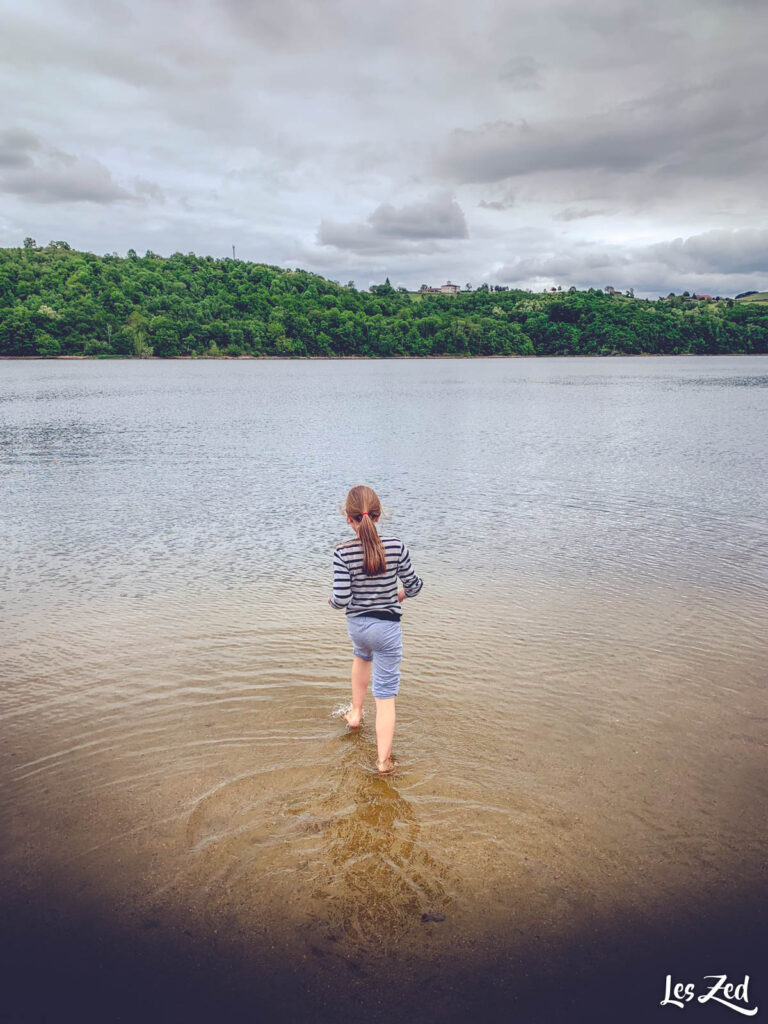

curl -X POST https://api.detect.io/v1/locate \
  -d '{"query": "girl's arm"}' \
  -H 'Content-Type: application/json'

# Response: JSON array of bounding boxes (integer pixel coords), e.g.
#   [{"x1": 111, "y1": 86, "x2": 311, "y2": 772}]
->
[
  {"x1": 397, "y1": 543, "x2": 423, "y2": 598},
  {"x1": 328, "y1": 549, "x2": 352, "y2": 609}
]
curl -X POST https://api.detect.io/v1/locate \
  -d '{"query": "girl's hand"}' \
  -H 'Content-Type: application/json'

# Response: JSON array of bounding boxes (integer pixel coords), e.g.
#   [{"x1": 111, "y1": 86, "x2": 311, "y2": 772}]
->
[{"x1": 397, "y1": 588, "x2": 406, "y2": 603}]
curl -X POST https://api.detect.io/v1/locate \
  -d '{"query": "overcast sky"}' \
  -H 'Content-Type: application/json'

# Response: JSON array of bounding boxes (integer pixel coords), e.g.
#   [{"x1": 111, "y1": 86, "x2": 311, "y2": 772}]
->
[{"x1": 1, "y1": 0, "x2": 766, "y2": 296}]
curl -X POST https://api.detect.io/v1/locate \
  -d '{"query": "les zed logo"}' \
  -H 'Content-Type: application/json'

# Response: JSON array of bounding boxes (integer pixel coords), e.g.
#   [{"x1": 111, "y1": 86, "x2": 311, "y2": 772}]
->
[{"x1": 661, "y1": 974, "x2": 758, "y2": 1016}]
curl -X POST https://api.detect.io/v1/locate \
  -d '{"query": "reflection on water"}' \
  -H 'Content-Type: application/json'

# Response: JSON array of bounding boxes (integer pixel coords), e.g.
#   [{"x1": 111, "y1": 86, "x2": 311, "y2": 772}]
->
[{"x1": 1, "y1": 356, "x2": 767, "y2": 1021}]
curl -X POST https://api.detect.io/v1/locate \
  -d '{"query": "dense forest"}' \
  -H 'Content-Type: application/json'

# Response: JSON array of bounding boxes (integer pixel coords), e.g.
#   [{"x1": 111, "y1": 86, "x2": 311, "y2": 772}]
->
[{"x1": 1, "y1": 240, "x2": 767, "y2": 358}]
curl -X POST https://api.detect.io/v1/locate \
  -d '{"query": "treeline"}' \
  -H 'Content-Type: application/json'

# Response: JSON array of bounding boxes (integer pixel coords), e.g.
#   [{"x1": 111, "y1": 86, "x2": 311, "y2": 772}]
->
[{"x1": 1, "y1": 241, "x2": 767, "y2": 358}]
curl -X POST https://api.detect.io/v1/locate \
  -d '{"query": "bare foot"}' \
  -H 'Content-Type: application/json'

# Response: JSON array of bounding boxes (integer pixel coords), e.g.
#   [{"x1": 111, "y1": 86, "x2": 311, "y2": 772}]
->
[
  {"x1": 376, "y1": 756, "x2": 395, "y2": 774},
  {"x1": 343, "y1": 708, "x2": 363, "y2": 728}
]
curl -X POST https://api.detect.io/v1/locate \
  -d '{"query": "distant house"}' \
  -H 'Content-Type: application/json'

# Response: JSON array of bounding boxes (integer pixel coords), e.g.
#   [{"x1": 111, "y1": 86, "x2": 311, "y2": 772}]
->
[
  {"x1": 605, "y1": 285, "x2": 619, "y2": 295},
  {"x1": 693, "y1": 293, "x2": 714, "y2": 301},
  {"x1": 421, "y1": 281, "x2": 461, "y2": 296}
]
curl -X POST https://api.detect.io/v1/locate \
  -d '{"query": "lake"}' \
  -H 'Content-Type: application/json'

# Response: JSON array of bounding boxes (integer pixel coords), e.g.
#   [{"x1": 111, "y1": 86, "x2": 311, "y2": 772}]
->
[{"x1": 1, "y1": 356, "x2": 767, "y2": 1023}]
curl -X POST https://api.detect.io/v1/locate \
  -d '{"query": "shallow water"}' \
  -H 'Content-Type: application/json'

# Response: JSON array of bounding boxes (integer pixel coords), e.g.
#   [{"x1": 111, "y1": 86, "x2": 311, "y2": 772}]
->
[{"x1": 1, "y1": 356, "x2": 767, "y2": 1022}]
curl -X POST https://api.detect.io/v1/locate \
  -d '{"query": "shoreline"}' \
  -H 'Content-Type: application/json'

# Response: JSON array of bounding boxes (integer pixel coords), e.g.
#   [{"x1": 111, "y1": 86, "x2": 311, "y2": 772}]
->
[{"x1": 2, "y1": 352, "x2": 766, "y2": 361}]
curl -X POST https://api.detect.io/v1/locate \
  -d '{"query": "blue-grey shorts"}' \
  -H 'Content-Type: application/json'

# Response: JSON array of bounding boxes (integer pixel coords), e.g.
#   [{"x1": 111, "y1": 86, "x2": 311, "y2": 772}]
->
[{"x1": 346, "y1": 615, "x2": 403, "y2": 699}]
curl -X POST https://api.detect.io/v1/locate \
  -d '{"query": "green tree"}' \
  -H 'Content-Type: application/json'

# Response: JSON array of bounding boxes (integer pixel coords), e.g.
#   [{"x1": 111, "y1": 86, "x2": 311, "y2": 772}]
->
[
  {"x1": 124, "y1": 312, "x2": 153, "y2": 358},
  {"x1": 36, "y1": 331, "x2": 61, "y2": 357}
]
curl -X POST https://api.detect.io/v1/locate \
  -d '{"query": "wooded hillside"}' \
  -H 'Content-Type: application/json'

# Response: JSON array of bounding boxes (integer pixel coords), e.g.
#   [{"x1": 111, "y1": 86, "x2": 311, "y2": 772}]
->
[{"x1": 2, "y1": 242, "x2": 766, "y2": 357}]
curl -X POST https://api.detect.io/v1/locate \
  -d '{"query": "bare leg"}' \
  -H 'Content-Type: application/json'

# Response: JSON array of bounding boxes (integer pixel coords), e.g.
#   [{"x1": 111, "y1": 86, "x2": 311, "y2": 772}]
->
[
  {"x1": 374, "y1": 697, "x2": 396, "y2": 771},
  {"x1": 343, "y1": 656, "x2": 370, "y2": 727}
]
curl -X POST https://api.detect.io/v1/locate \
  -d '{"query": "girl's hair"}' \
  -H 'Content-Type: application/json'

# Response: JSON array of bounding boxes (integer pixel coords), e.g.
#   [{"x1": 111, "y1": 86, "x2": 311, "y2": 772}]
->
[{"x1": 345, "y1": 485, "x2": 386, "y2": 576}]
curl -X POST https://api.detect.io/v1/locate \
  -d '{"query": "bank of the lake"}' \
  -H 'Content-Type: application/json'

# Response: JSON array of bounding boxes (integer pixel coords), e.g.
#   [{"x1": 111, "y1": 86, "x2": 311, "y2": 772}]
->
[
  {"x1": 4, "y1": 349, "x2": 768, "y2": 362},
  {"x1": 2, "y1": 243, "x2": 767, "y2": 359}
]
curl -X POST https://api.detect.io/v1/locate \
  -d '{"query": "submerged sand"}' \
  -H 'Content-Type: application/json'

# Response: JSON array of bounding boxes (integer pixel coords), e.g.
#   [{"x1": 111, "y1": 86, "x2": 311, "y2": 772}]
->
[{"x1": 2, "y1": 580, "x2": 766, "y2": 1022}]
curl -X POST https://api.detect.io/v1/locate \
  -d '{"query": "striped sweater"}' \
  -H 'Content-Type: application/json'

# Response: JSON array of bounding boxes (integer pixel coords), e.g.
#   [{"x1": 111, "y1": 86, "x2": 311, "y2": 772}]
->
[{"x1": 329, "y1": 536, "x2": 423, "y2": 619}]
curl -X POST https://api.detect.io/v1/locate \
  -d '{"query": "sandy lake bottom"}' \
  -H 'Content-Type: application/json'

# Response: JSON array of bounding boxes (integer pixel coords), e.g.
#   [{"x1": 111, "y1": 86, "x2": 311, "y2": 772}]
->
[{"x1": 2, "y1": 578, "x2": 766, "y2": 1024}]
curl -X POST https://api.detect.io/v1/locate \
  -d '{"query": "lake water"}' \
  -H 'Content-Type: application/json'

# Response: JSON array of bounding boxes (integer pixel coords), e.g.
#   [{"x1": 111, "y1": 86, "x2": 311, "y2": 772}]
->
[{"x1": 1, "y1": 356, "x2": 767, "y2": 1023}]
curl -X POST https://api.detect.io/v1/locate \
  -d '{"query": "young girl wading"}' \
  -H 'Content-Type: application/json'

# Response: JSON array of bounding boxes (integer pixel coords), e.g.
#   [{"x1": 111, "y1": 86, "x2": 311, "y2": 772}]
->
[{"x1": 329, "y1": 485, "x2": 423, "y2": 774}]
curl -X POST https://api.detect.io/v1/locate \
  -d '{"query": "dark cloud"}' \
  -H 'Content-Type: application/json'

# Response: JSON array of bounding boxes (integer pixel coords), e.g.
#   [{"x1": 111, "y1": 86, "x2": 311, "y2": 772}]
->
[
  {"x1": 434, "y1": 78, "x2": 768, "y2": 188},
  {"x1": 0, "y1": 129, "x2": 40, "y2": 169},
  {"x1": 435, "y1": 115, "x2": 647, "y2": 184},
  {"x1": 368, "y1": 198, "x2": 468, "y2": 240},
  {"x1": 318, "y1": 196, "x2": 468, "y2": 254}
]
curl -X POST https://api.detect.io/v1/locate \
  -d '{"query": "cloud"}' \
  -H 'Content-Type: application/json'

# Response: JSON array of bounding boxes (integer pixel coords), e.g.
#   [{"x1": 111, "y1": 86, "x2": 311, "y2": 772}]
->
[
  {"x1": 134, "y1": 178, "x2": 166, "y2": 203},
  {"x1": 493, "y1": 228, "x2": 768, "y2": 296},
  {"x1": 479, "y1": 197, "x2": 515, "y2": 211},
  {"x1": 498, "y1": 56, "x2": 541, "y2": 91},
  {"x1": 318, "y1": 195, "x2": 468, "y2": 254},
  {"x1": 2, "y1": 0, "x2": 768, "y2": 296},
  {"x1": 3, "y1": 161, "x2": 132, "y2": 204},
  {"x1": 219, "y1": 0, "x2": 389, "y2": 51},
  {"x1": 0, "y1": 129, "x2": 165, "y2": 205},
  {"x1": 433, "y1": 69, "x2": 768, "y2": 210},
  {"x1": 553, "y1": 207, "x2": 608, "y2": 222},
  {"x1": 368, "y1": 197, "x2": 468, "y2": 240},
  {"x1": 0, "y1": 129, "x2": 40, "y2": 169},
  {"x1": 645, "y1": 228, "x2": 768, "y2": 276},
  {"x1": 437, "y1": 105, "x2": 685, "y2": 183}
]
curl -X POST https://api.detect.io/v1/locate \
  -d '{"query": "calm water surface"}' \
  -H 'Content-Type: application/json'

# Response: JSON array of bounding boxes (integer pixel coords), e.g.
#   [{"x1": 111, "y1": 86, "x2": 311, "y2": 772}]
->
[{"x1": 1, "y1": 356, "x2": 767, "y2": 1022}]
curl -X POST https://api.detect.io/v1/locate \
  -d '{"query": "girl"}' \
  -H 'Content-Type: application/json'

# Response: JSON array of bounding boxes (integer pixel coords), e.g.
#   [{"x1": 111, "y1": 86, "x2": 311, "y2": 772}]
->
[{"x1": 328, "y1": 485, "x2": 423, "y2": 774}]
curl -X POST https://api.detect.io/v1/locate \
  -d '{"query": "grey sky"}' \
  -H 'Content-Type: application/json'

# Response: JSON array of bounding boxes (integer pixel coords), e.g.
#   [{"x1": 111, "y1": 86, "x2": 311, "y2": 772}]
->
[{"x1": 1, "y1": 0, "x2": 766, "y2": 296}]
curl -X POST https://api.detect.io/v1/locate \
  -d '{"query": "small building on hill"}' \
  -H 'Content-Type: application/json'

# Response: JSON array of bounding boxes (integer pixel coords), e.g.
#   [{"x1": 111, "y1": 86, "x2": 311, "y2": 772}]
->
[{"x1": 421, "y1": 281, "x2": 461, "y2": 295}]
